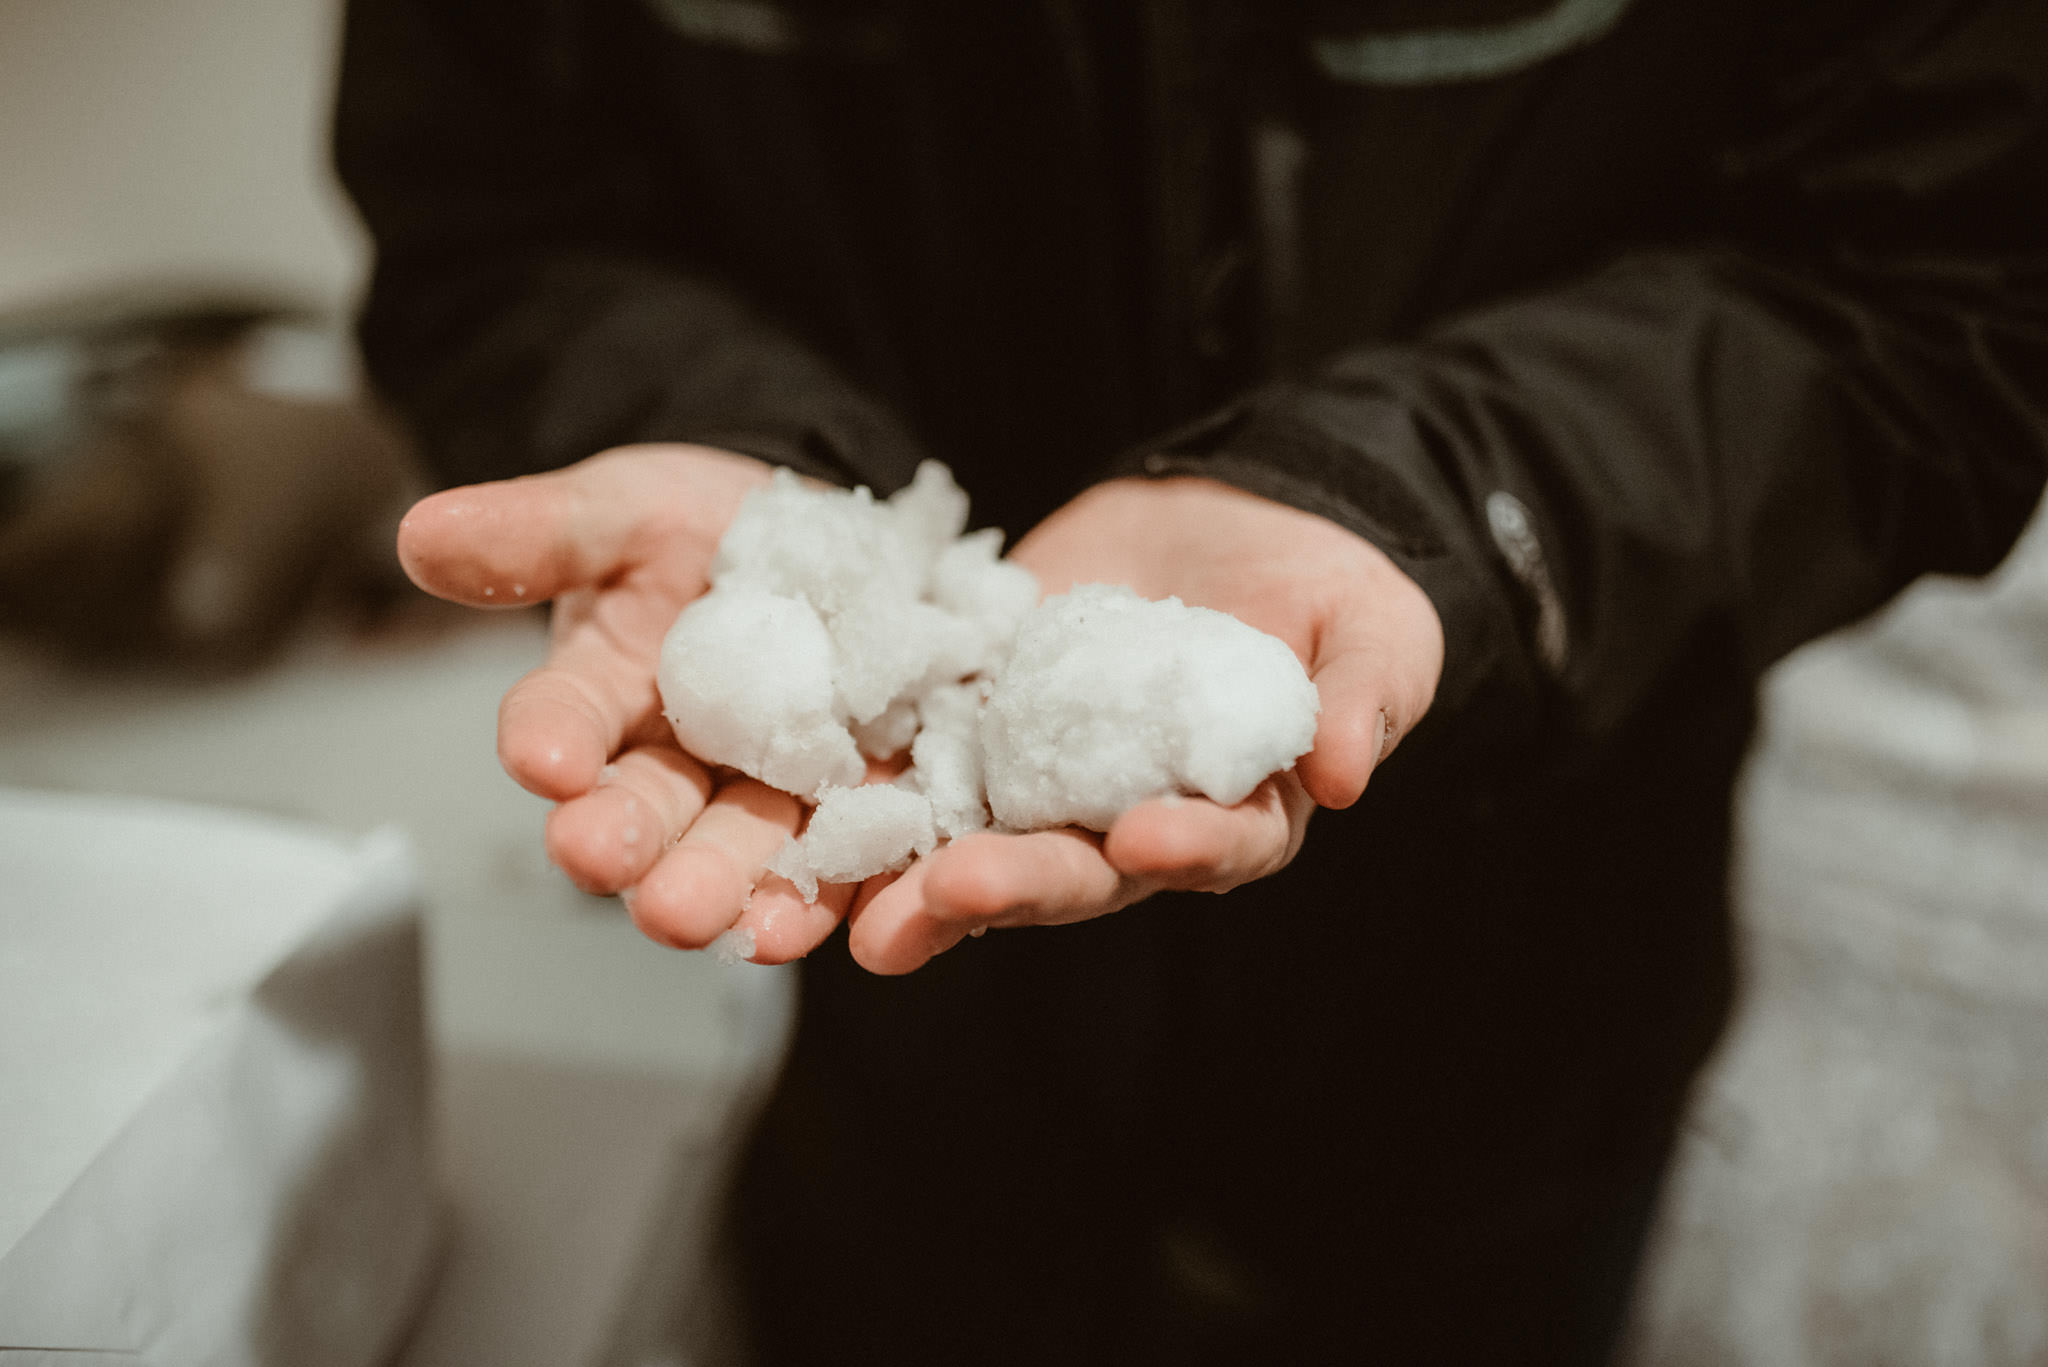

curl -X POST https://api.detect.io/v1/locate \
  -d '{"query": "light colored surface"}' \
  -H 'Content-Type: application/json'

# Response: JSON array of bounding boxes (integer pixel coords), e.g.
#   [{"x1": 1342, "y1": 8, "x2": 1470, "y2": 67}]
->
[
  {"x1": 0, "y1": 617, "x2": 794, "y2": 1367},
  {"x1": 1625, "y1": 496, "x2": 2048, "y2": 1365},
  {"x1": 0, "y1": 797, "x2": 436, "y2": 1364},
  {"x1": 396, "y1": 1047, "x2": 772, "y2": 1367},
  {"x1": 0, "y1": 616, "x2": 766, "y2": 1077},
  {"x1": 0, "y1": 792, "x2": 373, "y2": 1254},
  {"x1": 0, "y1": 0, "x2": 366, "y2": 315}
]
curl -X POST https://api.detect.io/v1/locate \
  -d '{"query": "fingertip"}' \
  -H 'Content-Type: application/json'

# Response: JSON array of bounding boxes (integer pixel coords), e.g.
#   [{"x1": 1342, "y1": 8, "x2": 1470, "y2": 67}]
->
[
  {"x1": 1299, "y1": 704, "x2": 1382, "y2": 809},
  {"x1": 852, "y1": 916, "x2": 964, "y2": 976},
  {"x1": 498, "y1": 694, "x2": 608, "y2": 800},
  {"x1": 545, "y1": 789, "x2": 659, "y2": 894},
  {"x1": 400, "y1": 475, "x2": 590, "y2": 609},
  {"x1": 1103, "y1": 799, "x2": 1211, "y2": 875},
  {"x1": 918, "y1": 837, "x2": 1012, "y2": 921},
  {"x1": 392, "y1": 492, "x2": 449, "y2": 592},
  {"x1": 631, "y1": 844, "x2": 747, "y2": 950},
  {"x1": 845, "y1": 863, "x2": 952, "y2": 974},
  {"x1": 396, "y1": 487, "x2": 513, "y2": 604},
  {"x1": 740, "y1": 877, "x2": 849, "y2": 964}
]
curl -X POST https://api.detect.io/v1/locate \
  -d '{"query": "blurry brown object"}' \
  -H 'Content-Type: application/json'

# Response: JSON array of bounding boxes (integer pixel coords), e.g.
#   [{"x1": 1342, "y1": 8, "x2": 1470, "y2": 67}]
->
[{"x1": 0, "y1": 307, "x2": 419, "y2": 670}]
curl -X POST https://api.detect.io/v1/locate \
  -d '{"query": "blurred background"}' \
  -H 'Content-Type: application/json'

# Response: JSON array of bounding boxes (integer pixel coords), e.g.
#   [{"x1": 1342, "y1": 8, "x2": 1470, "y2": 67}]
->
[
  {"x1": 0, "y1": 2, "x2": 789, "y2": 1363},
  {"x1": 0, "y1": 1, "x2": 2044, "y2": 1364}
]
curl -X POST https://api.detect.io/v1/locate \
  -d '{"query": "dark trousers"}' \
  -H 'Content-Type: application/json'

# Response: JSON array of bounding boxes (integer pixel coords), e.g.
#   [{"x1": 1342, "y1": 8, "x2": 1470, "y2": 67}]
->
[{"x1": 730, "y1": 758, "x2": 1726, "y2": 1365}]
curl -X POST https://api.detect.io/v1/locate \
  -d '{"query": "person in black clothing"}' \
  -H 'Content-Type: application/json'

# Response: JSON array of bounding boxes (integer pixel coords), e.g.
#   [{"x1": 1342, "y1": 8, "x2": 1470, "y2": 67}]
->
[{"x1": 341, "y1": 1, "x2": 2048, "y2": 1361}]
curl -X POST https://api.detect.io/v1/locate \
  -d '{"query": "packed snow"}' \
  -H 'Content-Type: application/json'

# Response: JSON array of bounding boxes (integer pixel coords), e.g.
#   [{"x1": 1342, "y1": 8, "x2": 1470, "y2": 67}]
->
[
  {"x1": 655, "y1": 462, "x2": 1319, "y2": 899},
  {"x1": 982, "y1": 584, "x2": 1321, "y2": 832}
]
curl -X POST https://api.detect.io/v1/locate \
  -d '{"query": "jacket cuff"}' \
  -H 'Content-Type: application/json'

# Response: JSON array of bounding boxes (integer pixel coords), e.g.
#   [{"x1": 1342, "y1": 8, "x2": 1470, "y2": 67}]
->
[{"x1": 1107, "y1": 391, "x2": 1543, "y2": 743}]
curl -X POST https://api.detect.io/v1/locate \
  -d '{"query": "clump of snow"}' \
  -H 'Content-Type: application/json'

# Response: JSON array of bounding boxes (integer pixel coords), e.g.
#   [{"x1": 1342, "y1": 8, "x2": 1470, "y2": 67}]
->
[
  {"x1": 929, "y1": 528, "x2": 1040, "y2": 670},
  {"x1": 658, "y1": 462, "x2": 1321, "y2": 903},
  {"x1": 981, "y1": 586, "x2": 1320, "y2": 832},
  {"x1": 658, "y1": 582, "x2": 864, "y2": 797},
  {"x1": 910, "y1": 681, "x2": 991, "y2": 840},
  {"x1": 850, "y1": 697, "x2": 920, "y2": 760},
  {"x1": 769, "y1": 783, "x2": 939, "y2": 901},
  {"x1": 708, "y1": 926, "x2": 757, "y2": 965},
  {"x1": 658, "y1": 462, "x2": 1034, "y2": 798}
]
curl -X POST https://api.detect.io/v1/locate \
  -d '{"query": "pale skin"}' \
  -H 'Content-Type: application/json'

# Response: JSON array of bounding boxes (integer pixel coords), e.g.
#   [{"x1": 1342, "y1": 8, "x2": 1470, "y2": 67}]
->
[{"x1": 396, "y1": 443, "x2": 1444, "y2": 974}]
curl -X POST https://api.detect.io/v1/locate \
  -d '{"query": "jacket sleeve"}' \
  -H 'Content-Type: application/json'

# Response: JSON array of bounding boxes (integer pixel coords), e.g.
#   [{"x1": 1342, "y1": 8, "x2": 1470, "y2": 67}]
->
[
  {"x1": 1130, "y1": 0, "x2": 2048, "y2": 743},
  {"x1": 333, "y1": 0, "x2": 924, "y2": 492}
]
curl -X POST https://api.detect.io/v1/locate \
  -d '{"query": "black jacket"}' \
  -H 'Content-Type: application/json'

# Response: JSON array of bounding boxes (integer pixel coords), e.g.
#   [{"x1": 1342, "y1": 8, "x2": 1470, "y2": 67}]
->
[
  {"x1": 340, "y1": 0, "x2": 2046, "y2": 740},
  {"x1": 338, "y1": 2, "x2": 2047, "y2": 1361}
]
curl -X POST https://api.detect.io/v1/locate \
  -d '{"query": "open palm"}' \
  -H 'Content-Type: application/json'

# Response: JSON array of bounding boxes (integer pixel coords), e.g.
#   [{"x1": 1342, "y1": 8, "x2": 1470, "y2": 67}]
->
[
  {"x1": 401, "y1": 457, "x2": 1441, "y2": 972},
  {"x1": 396, "y1": 443, "x2": 858, "y2": 959},
  {"x1": 841, "y1": 476, "x2": 1444, "y2": 974}
]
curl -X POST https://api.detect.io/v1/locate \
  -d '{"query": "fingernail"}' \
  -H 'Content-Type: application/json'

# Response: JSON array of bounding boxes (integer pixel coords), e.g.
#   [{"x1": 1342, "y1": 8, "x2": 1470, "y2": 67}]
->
[
  {"x1": 969, "y1": 925, "x2": 987, "y2": 938},
  {"x1": 1373, "y1": 709, "x2": 1390, "y2": 764}
]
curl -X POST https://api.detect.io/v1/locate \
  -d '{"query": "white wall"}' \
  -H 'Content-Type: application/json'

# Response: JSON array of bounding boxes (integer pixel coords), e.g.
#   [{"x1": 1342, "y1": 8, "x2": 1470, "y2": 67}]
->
[{"x1": 0, "y1": 0, "x2": 367, "y2": 316}]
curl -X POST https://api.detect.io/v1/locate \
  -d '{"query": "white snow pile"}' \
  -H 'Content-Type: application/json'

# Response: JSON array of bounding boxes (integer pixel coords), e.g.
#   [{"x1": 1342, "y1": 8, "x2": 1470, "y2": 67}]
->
[
  {"x1": 982, "y1": 584, "x2": 1321, "y2": 833},
  {"x1": 656, "y1": 462, "x2": 1319, "y2": 901}
]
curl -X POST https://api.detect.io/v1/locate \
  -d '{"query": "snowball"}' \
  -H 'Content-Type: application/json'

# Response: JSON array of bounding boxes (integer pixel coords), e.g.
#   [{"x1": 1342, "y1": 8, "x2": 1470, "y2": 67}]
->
[
  {"x1": 658, "y1": 582, "x2": 864, "y2": 798},
  {"x1": 981, "y1": 585, "x2": 1320, "y2": 832},
  {"x1": 773, "y1": 783, "x2": 939, "y2": 902}
]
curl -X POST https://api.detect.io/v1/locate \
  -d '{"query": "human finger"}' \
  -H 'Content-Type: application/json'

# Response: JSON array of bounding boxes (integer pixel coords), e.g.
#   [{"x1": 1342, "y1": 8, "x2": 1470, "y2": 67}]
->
[
  {"x1": 846, "y1": 829, "x2": 1130, "y2": 975},
  {"x1": 923, "y1": 828, "x2": 1135, "y2": 926},
  {"x1": 844, "y1": 861, "x2": 978, "y2": 975},
  {"x1": 544, "y1": 742, "x2": 714, "y2": 894},
  {"x1": 394, "y1": 444, "x2": 764, "y2": 607},
  {"x1": 1101, "y1": 774, "x2": 1310, "y2": 893},
  {"x1": 624, "y1": 777, "x2": 802, "y2": 950},
  {"x1": 1295, "y1": 582, "x2": 1443, "y2": 809},
  {"x1": 728, "y1": 873, "x2": 859, "y2": 964},
  {"x1": 711, "y1": 750, "x2": 916, "y2": 962},
  {"x1": 497, "y1": 581, "x2": 678, "y2": 799},
  {"x1": 397, "y1": 462, "x2": 647, "y2": 608},
  {"x1": 1293, "y1": 629, "x2": 1393, "y2": 810}
]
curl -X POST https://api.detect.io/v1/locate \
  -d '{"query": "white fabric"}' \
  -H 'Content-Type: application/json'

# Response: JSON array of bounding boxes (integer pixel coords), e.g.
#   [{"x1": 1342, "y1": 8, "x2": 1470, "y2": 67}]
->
[
  {"x1": 0, "y1": 790, "x2": 439, "y2": 1365},
  {"x1": 1625, "y1": 495, "x2": 2048, "y2": 1364}
]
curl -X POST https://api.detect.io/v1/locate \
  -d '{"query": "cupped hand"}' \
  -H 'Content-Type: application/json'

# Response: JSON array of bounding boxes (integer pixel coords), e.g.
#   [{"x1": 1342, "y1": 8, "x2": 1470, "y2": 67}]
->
[
  {"x1": 843, "y1": 475, "x2": 1445, "y2": 975},
  {"x1": 395, "y1": 443, "x2": 855, "y2": 961}
]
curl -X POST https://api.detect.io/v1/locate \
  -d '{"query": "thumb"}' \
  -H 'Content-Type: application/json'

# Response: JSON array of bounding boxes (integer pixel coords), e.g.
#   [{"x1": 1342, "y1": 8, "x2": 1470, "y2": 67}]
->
[
  {"x1": 395, "y1": 444, "x2": 769, "y2": 607},
  {"x1": 1295, "y1": 573, "x2": 1443, "y2": 809},
  {"x1": 1296, "y1": 639, "x2": 1390, "y2": 810}
]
